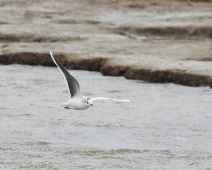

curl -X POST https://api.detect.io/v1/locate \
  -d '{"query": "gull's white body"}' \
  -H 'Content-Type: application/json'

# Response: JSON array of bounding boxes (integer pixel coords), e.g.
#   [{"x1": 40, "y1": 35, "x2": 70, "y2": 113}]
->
[
  {"x1": 50, "y1": 51, "x2": 130, "y2": 110},
  {"x1": 62, "y1": 97, "x2": 90, "y2": 110}
]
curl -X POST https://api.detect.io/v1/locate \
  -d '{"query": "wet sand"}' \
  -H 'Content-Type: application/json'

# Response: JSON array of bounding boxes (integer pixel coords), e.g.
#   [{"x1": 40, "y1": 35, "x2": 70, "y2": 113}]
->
[
  {"x1": 0, "y1": 64, "x2": 212, "y2": 169},
  {"x1": 0, "y1": 0, "x2": 212, "y2": 87}
]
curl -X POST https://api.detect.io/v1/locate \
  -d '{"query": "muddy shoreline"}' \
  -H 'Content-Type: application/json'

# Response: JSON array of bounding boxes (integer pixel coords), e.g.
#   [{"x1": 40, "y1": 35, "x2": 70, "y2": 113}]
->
[
  {"x1": 1, "y1": 52, "x2": 212, "y2": 87},
  {"x1": 0, "y1": 0, "x2": 211, "y2": 88}
]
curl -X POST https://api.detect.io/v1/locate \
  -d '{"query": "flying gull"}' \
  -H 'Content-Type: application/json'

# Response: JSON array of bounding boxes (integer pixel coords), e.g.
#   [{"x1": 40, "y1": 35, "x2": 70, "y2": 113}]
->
[{"x1": 50, "y1": 51, "x2": 130, "y2": 110}]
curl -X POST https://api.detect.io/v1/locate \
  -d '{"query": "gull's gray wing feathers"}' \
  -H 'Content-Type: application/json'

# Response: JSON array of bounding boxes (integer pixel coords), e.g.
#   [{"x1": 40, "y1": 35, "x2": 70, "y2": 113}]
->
[
  {"x1": 50, "y1": 51, "x2": 82, "y2": 98},
  {"x1": 90, "y1": 97, "x2": 130, "y2": 103}
]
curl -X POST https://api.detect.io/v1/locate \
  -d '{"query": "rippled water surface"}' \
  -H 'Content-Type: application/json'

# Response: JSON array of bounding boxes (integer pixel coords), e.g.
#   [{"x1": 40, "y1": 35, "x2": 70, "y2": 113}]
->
[{"x1": 0, "y1": 65, "x2": 212, "y2": 169}]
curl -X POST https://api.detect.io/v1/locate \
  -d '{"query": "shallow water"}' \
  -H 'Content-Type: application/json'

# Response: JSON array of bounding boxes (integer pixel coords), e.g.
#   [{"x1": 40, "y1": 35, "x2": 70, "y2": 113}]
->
[{"x1": 0, "y1": 64, "x2": 212, "y2": 170}]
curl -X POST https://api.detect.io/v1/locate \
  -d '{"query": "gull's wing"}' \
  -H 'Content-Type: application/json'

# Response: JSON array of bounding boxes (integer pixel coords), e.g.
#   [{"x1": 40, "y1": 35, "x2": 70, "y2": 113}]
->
[
  {"x1": 90, "y1": 97, "x2": 130, "y2": 103},
  {"x1": 50, "y1": 51, "x2": 82, "y2": 98}
]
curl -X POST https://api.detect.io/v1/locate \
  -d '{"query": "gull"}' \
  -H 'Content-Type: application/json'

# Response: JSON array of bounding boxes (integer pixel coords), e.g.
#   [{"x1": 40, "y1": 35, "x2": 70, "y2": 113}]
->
[{"x1": 50, "y1": 51, "x2": 130, "y2": 110}]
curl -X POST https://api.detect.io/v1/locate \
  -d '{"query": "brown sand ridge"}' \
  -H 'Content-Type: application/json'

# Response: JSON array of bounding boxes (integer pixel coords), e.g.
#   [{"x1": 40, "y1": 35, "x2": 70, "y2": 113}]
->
[{"x1": 0, "y1": 0, "x2": 212, "y2": 87}]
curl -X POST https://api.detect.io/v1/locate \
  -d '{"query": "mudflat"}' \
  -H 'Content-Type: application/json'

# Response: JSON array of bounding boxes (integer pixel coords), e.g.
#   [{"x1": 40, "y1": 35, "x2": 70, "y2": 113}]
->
[{"x1": 0, "y1": 0, "x2": 212, "y2": 86}]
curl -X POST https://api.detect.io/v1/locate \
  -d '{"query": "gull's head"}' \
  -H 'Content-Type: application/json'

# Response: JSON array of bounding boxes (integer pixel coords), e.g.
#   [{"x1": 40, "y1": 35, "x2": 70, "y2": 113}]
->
[{"x1": 84, "y1": 98, "x2": 93, "y2": 107}]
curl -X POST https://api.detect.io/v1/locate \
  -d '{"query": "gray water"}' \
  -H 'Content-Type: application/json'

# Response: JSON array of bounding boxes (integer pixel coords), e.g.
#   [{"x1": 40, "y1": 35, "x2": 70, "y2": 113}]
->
[{"x1": 0, "y1": 64, "x2": 212, "y2": 170}]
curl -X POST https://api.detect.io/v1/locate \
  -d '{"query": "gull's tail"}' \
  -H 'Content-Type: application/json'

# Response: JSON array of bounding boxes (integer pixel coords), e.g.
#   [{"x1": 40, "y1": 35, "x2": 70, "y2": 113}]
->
[{"x1": 61, "y1": 101, "x2": 70, "y2": 107}]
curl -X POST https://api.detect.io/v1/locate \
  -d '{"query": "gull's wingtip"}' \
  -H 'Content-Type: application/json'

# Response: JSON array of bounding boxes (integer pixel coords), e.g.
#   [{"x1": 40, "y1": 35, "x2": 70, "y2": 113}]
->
[
  {"x1": 124, "y1": 99, "x2": 130, "y2": 102},
  {"x1": 112, "y1": 99, "x2": 131, "y2": 103},
  {"x1": 49, "y1": 51, "x2": 55, "y2": 61},
  {"x1": 120, "y1": 99, "x2": 130, "y2": 102}
]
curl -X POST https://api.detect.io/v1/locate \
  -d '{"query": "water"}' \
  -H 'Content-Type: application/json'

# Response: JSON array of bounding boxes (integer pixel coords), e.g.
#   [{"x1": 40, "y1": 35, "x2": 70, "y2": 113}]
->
[{"x1": 0, "y1": 64, "x2": 212, "y2": 170}]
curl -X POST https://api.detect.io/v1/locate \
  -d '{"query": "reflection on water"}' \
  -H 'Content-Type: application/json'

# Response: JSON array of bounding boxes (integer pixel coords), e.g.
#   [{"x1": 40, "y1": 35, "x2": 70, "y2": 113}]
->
[{"x1": 0, "y1": 64, "x2": 212, "y2": 169}]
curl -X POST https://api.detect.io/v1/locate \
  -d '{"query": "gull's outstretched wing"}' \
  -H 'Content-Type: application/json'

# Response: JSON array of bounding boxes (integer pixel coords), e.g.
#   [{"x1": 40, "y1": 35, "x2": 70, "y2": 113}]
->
[
  {"x1": 50, "y1": 51, "x2": 82, "y2": 98},
  {"x1": 90, "y1": 97, "x2": 130, "y2": 103}
]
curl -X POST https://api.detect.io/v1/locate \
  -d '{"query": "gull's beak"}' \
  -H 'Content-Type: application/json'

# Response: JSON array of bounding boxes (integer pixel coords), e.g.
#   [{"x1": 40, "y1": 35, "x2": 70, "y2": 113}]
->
[{"x1": 91, "y1": 104, "x2": 93, "y2": 106}]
